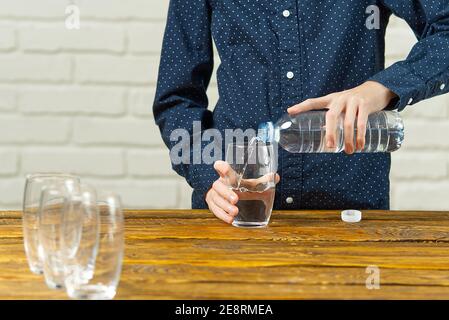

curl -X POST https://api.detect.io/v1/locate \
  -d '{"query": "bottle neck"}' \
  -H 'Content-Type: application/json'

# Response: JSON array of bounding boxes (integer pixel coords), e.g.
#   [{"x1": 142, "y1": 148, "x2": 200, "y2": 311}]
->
[{"x1": 258, "y1": 121, "x2": 276, "y2": 143}]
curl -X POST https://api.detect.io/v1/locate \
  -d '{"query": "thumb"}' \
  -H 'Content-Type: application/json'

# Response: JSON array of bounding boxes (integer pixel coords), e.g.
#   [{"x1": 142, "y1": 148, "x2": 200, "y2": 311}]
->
[
  {"x1": 213, "y1": 160, "x2": 231, "y2": 178},
  {"x1": 214, "y1": 161, "x2": 240, "y2": 186}
]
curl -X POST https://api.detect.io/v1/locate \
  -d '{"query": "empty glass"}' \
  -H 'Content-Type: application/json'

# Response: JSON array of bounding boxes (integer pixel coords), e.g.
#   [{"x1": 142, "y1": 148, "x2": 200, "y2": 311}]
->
[
  {"x1": 65, "y1": 192, "x2": 124, "y2": 300},
  {"x1": 39, "y1": 184, "x2": 99, "y2": 290},
  {"x1": 64, "y1": 184, "x2": 100, "y2": 284},
  {"x1": 225, "y1": 140, "x2": 278, "y2": 228},
  {"x1": 22, "y1": 173, "x2": 80, "y2": 274},
  {"x1": 38, "y1": 186, "x2": 71, "y2": 289}
]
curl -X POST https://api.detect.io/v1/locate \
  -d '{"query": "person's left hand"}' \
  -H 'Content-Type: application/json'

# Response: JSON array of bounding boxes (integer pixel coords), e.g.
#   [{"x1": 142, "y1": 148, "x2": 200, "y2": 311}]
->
[{"x1": 287, "y1": 81, "x2": 397, "y2": 154}]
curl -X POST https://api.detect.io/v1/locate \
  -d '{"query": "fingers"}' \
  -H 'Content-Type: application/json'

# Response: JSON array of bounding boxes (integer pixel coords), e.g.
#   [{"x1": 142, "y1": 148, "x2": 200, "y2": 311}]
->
[
  {"x1": 239, "y1": 173, "x2": 280, "y2": 191},
  {"x1": 356, "y1": 107, "x2": 369, "y2": 151},
  {"x1": 208, "y1": 201, "x2": 234, "y2": 224},
  {"x1": 212, "y1": 193, "x2": 238, "y2": 217},
  {"x1": 287, "y1": 94, "x2": 334, "y2": 115},
  {"x1": 325, "y1": 97, "x2": 345, "y2": 150},
  {"x1": 289, "y1": 82, "x2": 388, "y2": 153},
  {"x1": 212, "y1": 179, "x2": 238, "y2": 204},
  {"x1": 343, "y1": 98, "x2": 358, "y2": 154},
  {"x1": 274, "y1": 173, "x2": 280, "y2": 184},
  {"x1": 206, "y1": 178, "x2": 239, "y2": 224},
  {"x1": 206, "y1": 187, "x2": 238, "y2": 224}
]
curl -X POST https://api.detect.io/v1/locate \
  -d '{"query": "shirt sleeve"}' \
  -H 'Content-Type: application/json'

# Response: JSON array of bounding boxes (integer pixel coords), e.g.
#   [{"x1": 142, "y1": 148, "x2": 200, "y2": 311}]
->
[
  {"x1": 153, "y1": 0, "x2": 217, "y2": 203},
  {"x1": 369, "y1": 1, "x2": 449, "y2": 111}
]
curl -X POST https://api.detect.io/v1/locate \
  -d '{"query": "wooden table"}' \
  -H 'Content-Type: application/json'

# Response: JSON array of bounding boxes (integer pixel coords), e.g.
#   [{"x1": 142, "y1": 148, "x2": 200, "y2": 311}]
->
[{"x1": 0, "y1": 210, "x2": 449, "y2": 299}]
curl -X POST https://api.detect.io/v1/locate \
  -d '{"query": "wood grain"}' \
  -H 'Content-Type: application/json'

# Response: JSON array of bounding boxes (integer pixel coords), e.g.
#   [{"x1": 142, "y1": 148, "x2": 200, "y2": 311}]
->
[{"x1": 0, "y1": 210, "x2": 448, "y2": 299}]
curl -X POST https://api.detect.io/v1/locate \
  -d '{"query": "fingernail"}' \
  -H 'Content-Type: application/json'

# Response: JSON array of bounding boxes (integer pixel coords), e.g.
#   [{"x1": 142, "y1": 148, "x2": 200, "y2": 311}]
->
[{"x1": 230, "y1": 195, "x2": 237, "y2": 203}]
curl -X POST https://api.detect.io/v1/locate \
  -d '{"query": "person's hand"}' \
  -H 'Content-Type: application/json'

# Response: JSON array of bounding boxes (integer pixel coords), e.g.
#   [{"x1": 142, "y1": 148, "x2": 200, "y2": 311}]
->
[
  {"x1": 287, "y1": 81, "x2": 397, "y2": 154},
  {"x1": 205, "y1": 161, "x2": 240, "y2": 224},
  {"x1": 206, "y1": 161, "x2": 279, "y2": 224}
]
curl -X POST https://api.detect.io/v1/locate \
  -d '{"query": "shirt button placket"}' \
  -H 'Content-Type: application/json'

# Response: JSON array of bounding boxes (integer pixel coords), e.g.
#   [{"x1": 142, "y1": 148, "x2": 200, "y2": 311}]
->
[
  {"x1": 276, "y1": 1, "x2": 303, "y2": 208},
  {"x1": 278, "y1": 2, "x2": 301, "y2": 108}
]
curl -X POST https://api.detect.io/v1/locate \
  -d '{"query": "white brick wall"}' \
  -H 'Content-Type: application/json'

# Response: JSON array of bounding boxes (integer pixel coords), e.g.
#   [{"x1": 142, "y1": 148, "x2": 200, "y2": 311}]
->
[{"x1": 0, "y1": 1, "x2": 448, "y2": 210}]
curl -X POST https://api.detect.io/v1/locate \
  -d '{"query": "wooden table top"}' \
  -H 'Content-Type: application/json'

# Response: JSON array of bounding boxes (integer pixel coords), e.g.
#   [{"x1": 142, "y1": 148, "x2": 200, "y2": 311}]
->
[{"x1": 0, "y1": 209, "x2": 449, "y2": 300}]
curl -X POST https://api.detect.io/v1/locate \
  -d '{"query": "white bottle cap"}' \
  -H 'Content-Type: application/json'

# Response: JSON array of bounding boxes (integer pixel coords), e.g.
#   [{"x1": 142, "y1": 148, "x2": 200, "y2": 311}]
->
[{"x1": 341, "y1": 209, "x2": 362, "y2": 223}]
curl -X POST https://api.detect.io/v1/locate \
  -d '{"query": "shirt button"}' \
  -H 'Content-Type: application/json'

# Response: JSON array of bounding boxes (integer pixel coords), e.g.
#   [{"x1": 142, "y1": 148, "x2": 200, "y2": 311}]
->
[
  {"x1": 283, "y1": 10, "x2": 291, "y2": 18},
  {"x1": 286, "y1": 197, "x2": 293, "y2": 204},
  {"x1": 440, "y1": 83, "x2": 446, "y2": 90},
  {"x1": 286, "y1": 71, "x2": 294, "y2": 79},
  {"x1": 407, "y1": 97, "x2": 413, "y2": 105}
]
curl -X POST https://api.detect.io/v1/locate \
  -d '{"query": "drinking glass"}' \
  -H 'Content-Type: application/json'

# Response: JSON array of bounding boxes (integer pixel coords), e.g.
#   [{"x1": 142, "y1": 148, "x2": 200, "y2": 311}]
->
[
  {"x1": 38, "y1": 184, "x2": 98, "y2": 290},
  {"x1": 22, "y1": 173, "x2": 80, "y2": 274},
  {"x1": 65, "y1": 192, "x2": 124, "y2": 300},
  {"x1": 225, "y1": 140, "x2": 277, "y2": 228},
  {"x1": 64, "y1": 184, "x2": 100, "y2": 284},
  {"x1": 38, "y1": 186, "x2": 70, "y2": 289}
]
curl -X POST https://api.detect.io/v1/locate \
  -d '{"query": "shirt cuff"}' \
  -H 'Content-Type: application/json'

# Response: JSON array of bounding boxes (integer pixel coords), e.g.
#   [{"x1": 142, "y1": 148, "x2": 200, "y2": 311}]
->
[{"x1": 369, "y1": 62, "x2": 427, "y2": 111}]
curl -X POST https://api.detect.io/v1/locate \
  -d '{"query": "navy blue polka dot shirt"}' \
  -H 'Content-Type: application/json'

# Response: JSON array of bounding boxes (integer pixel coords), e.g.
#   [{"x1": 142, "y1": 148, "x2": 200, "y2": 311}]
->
[{"x1": 153, "y1": 0, "x2": 449, "y2": 210}]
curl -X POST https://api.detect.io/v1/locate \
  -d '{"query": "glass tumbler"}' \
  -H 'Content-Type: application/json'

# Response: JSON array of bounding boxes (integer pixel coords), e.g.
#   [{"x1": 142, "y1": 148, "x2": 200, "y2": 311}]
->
[
  {"x1": 38, "y1": 184, "x2": 99, "y2": 289},
  {"x1": 64, "y1": 184, "x2": 100, "y2": 284},
  {"x1": 65, "y1": 192, "x2": 124, "y2": 300},
  {"x1": 22, "y1": 173, "x2": 80, "y2": 274},
  {"x1": 225, "y1": 140, "x2": 277, "y2": 228},
  {"x1": 38, "y1": 186, "x2": 71, "y2": 289}
]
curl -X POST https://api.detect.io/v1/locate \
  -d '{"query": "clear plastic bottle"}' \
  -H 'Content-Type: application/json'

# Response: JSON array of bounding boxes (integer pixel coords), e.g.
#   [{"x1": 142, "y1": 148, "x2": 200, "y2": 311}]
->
[{"x1": 258, "y1": 110, "x2": 404, "y2": 153}]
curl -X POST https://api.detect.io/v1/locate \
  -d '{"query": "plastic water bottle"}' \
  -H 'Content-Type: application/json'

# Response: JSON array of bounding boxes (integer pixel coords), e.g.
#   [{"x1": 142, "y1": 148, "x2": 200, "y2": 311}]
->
[{"x1": 258, "y1": 110, "x2": 404, "y2": 153}]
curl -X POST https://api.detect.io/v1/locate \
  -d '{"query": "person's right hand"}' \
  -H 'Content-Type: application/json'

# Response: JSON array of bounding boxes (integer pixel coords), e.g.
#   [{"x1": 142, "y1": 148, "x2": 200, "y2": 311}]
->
[{"x1": 205, "y1": 161, "x2": 239, "y2": 224}]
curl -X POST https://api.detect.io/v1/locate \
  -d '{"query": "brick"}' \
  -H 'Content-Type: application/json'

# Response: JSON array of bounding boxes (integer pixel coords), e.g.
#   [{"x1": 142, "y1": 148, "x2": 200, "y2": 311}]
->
[
  {"x1": 0, "y1": 27, "x2": 15, "y2": 51},
  {"x1": 211, "y1": 64, "x2": 219, "y2": 87},
  {"x1": 0, "y1": 149, "x2": 18, "y2": 175},
  {"x1": 0, "y1": 88, "x2": 16, "y2": 111},
  {"x1": 385, "y1": 25, "x2": 416, "y2": 58},
  {"x1": 178, "y1": 180, "x2": 193, "y2": 209},
  {"x1": 128, "y1": 23, "x2": 165, "y2": 54},
  {"x1": 73, "y1": 117, "x2": 164, "y2": 146},
  {"x1": 386, "y1": 15, "x2": 400, "y2": 28},
  {"x1": 402, "y1": 120, "x2": 449, "y2": 149},
  {"x1": 0, "y1": 116, "x2": 70, "y2": 144},
  {"x1": 207, "y1": 85, "x2": 219, "y2": 110},
  {"x1": 20, "y1": 24, "x2": 125, "y2": 53},
  {"x1": 0, "y1": 0, "x2": 168, "y2": 20},
  {"x1": 22, "y1": 148, "x2": 124, "y2": 177},
  {"x1": 84, "y1": 179, "x2": 178, "y2": 209},
  {"x1": 127, "y1": 149, "x2": 173, "y2": 177},
  {"x1": 391, "y1": 152, "x2": 447, "y2": 179},
  {"x1": 76, "y1": 56, "x2": 158, "y2": 84},
  {"x1": 392, "y1": 182, "x2": 449, "y2": 210},
  {"x1": 128, "y1": 88, "x2": 155, "y2": 117},
  {"x1": 19, "y1": 87, "x2": 126, "y2": 115},
  {"x1": 0, "y1": 0, "x2": 62, "y2": 18},
  {"x1": 77, "y1": 0, "x2": 169, "y2": 20},
  {"x1": 0, "y1": 178, "x2": 23, "y2": 206},
  {"x1": 0, "y1": 55, "x2": 71, "y2": 82}
]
